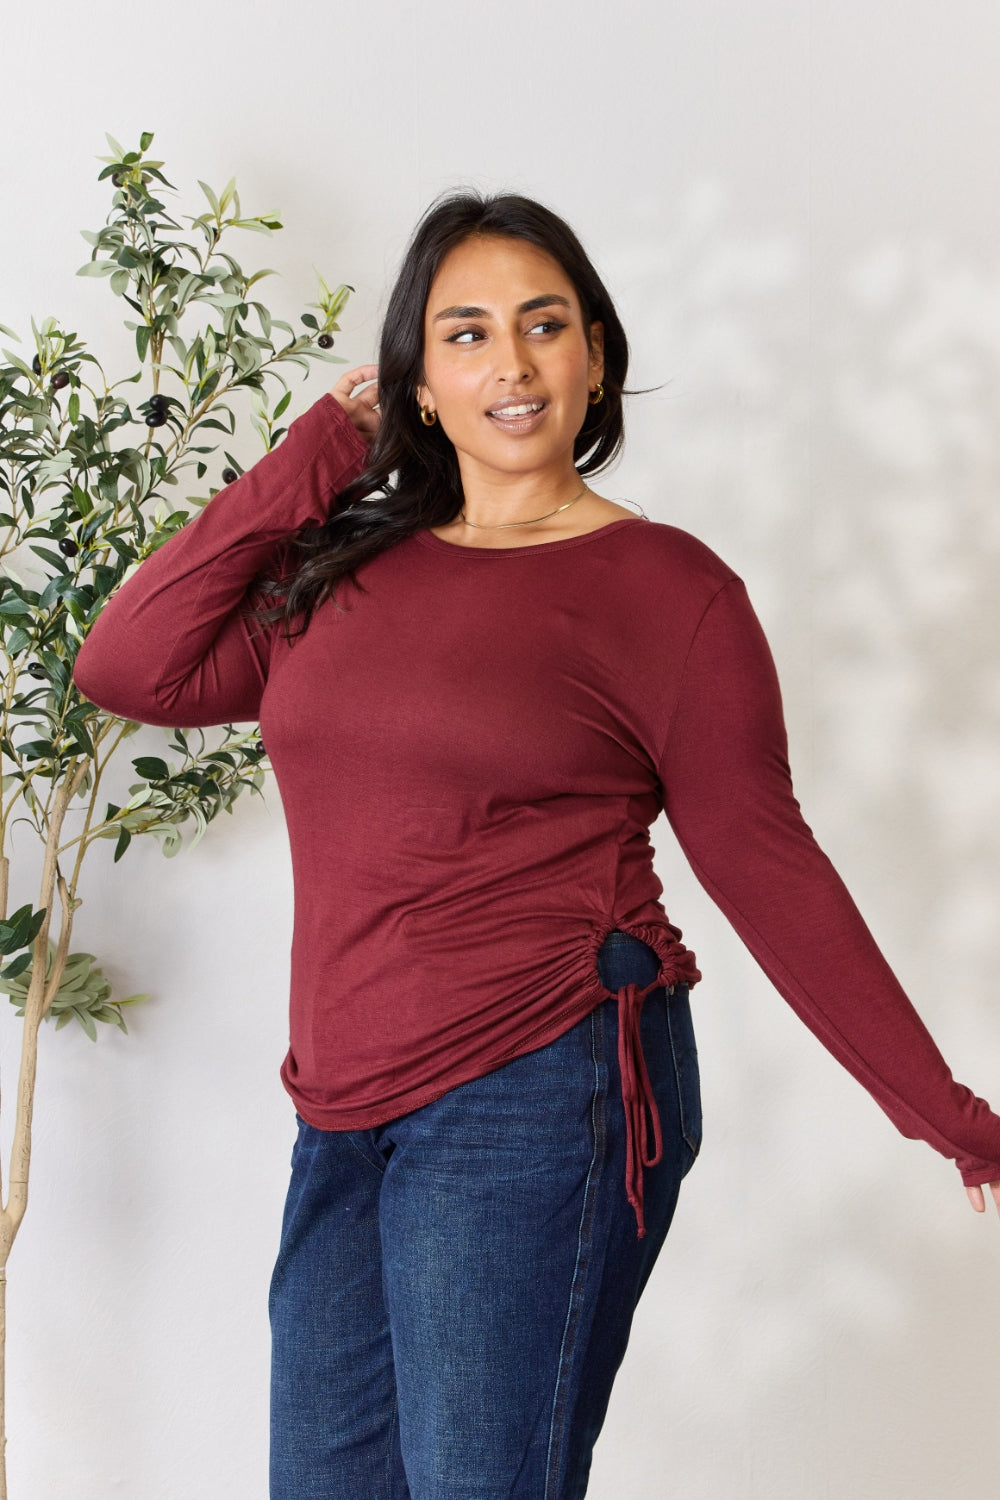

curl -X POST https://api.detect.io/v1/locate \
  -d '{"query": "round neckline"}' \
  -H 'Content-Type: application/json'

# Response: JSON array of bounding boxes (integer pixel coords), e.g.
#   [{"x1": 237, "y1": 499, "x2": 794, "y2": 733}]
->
[{"x1": 414, "y1": 515, "x2": 648, "y2": 558}]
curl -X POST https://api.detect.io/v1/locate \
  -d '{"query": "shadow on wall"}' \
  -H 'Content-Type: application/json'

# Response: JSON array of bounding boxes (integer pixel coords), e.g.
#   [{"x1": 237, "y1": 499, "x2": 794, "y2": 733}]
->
[
  {"x1": 586, "y1": 181, "x2": 1000, "y2": 1497},
  {"x1": 606, "y1": 177, "x2": 1000, "y2": 1019}
]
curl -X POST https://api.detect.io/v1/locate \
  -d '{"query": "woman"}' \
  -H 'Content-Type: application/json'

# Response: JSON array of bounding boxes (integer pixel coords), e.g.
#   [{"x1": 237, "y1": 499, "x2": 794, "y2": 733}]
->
[{"x1": 73, "y1": 191, "x2": 1000, "y2": 1499}]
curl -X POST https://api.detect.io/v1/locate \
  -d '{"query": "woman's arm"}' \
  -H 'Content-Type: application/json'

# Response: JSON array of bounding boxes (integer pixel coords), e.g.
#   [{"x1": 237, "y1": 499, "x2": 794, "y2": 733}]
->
[
  {"x1": 72, "y1": 368, "x2": 377, "y2": 728},
  {"x1": 657, "y1": 576, "x2": 1000, "y2": 1212}
]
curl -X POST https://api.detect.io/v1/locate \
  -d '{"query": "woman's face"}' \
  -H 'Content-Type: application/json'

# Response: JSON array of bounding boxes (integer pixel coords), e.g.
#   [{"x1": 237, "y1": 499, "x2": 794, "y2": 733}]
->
[{"x1": 416, "y1": 234, "x2": 604, "y2": 487}]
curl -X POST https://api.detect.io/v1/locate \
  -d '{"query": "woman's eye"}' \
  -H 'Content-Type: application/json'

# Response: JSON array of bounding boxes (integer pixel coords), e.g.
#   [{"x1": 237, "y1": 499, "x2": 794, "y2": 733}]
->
[{"x1": 444, "y1": 319, "x2": 567, "y2": 344}]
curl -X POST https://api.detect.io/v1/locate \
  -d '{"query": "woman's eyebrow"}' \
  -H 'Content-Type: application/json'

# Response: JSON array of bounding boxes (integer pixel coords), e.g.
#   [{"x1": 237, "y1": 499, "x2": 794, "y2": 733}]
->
[{"x1": 432, "y1": 294, "x2": 572, "y2": 323}]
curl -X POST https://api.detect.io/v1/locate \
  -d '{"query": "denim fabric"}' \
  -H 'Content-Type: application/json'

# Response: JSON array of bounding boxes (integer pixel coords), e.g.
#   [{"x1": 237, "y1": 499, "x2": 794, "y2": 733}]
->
[{"x1": 269, "y1": 930, "x2": 702, "y2": 1499}]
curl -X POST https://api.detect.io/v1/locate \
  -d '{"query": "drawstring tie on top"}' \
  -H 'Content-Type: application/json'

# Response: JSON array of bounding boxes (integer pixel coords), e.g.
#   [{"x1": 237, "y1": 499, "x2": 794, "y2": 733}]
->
[{"x1": 614, "y1": 977, "x2": 668, "y2": 1240}]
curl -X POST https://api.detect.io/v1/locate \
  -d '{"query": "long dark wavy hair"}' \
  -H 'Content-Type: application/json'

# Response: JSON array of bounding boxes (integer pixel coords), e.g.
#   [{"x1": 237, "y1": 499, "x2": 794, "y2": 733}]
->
[{"x1": 254, "y1": 190, "x2": 631, "y2": 637}]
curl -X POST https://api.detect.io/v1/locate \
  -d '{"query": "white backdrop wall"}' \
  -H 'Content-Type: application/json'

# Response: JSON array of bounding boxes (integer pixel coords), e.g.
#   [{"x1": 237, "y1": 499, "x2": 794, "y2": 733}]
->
[{"x1": 2, "y1": 3, "x2": 999, "y2": 1496}]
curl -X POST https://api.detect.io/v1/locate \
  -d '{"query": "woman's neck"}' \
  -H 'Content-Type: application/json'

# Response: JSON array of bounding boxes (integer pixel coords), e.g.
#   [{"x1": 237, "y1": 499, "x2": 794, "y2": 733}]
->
[{"x1": 453, "y1": 459, "x2": 587, "y2": 531}]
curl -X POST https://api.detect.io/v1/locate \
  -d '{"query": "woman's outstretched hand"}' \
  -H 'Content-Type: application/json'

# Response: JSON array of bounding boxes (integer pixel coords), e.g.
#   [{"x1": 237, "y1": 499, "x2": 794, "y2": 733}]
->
[
  {"x1": 328, "y1": 365, "x2": 380, "y2": 440},
  {"x1": 966, "y1": 1180, "x2": 1000, "y2": 1216}
]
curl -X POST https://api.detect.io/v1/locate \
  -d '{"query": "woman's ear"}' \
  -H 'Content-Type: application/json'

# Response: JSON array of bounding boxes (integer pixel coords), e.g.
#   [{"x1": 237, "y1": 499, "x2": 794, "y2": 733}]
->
[{"x1": 588, "y1": 321, "x2": 605, "y2": 385}]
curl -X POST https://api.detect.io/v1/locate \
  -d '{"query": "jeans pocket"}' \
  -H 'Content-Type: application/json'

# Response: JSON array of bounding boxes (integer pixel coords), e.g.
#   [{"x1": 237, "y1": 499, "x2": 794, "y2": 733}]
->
[{"x1": 664, "y1": 984, "x2": 702, "y2": 1169}]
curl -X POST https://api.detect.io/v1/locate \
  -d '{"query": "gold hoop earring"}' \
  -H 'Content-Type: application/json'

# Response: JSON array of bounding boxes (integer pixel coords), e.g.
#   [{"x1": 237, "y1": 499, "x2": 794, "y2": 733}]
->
[
  {"x1": 587, "y1": 383, "x2": 605, "y2": 406},
  {"x1": 419, "y1": 405, "x2": 437, "y2": 427}
]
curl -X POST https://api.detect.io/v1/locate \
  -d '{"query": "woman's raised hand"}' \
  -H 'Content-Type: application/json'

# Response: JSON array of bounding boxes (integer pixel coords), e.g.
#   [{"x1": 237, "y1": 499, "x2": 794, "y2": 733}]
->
[{"x1": 328, "y1": 365, "x2": 381, "y2": 440}]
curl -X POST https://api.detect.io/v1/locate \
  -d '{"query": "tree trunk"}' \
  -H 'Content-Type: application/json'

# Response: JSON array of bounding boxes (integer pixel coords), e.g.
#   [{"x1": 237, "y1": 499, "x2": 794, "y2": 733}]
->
[
  {"x1": 0, "y1": 771, "x2": 84, "y2": 1498},
  {"x1": 1, "y1": 851, "x2": 8, "y2": 1500}
]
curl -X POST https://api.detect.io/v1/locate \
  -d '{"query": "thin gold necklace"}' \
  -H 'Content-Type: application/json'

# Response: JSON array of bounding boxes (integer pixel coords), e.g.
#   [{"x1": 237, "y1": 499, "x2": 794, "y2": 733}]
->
[{"x1": 459, "y1": 484, "x2": 587, "y2": 530}]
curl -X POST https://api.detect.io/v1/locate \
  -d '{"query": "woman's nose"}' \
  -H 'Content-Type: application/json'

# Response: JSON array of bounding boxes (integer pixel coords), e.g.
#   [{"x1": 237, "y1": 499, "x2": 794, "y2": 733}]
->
[{"x1": 493, "y1": 332, "x2": 533, "y2": 384}]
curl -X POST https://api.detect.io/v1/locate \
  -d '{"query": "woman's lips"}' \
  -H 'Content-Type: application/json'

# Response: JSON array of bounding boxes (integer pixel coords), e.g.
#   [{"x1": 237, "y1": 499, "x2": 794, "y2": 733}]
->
[{"x1": 485, "y1": 399, "x2": 548, "y2": 435}]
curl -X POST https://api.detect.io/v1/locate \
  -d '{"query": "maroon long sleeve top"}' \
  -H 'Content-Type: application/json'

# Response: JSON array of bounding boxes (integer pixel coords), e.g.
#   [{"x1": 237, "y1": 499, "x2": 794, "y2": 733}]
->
[{"x1": 72, "y1": 393, "x2": 1000, "y2": 1235}]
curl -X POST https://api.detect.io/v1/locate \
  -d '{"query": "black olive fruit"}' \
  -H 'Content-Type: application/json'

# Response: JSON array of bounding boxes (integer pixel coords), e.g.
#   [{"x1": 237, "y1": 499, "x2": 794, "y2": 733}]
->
[
  {"x1": 146, "y1": 394, "x2": 169, "y2": 428},
  {"x1": 112, "y1": 172, "x2": 124, "y2": 187},
  {"x1": 221, "y1": 468, "x2": 239, "y2": 484},
  {"x1": 317, "y1": 334, "x2": 334, "y2": 349},
  {"x1": 32, "y1": 355, "x2": 42, "y2": 375},
  {"x1": 58, "y1": 537, "x2": 80, "y2": 557},
  {"x1": 26, "y1": 663, "x2": 47, "y2": 680},
  {"x1": 52, "y1": 371, "x2": 70, "y2": 390}
]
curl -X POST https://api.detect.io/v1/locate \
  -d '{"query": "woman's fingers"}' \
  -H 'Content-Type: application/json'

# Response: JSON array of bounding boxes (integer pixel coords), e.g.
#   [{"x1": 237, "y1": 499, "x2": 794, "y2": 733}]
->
[
  {"x1": 330, "y1": 364, "x2": 378, "y2": 399},
  {"x1": 327, "y1": 365, "x2": 380, "y2": 437},
  {"x1": 965, "y1": 1181, "x2": 1000, "y2": 1216}
]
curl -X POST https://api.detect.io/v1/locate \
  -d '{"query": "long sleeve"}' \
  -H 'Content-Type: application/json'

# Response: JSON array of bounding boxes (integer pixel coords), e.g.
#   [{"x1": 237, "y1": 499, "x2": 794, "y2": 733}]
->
[
  {"x1": 657, "y1": 576, "x2": 1000, "y2": 1184},
  {"x1": 72, "y1": 393, "x2": 369, "y2": 727}
]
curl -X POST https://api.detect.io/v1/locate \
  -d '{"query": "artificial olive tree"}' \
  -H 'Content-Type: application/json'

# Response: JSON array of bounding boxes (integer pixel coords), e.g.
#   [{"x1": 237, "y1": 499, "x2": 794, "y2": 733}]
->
[{"x1": 0, "y1": 131, "x2": 351, "y2": 1495}]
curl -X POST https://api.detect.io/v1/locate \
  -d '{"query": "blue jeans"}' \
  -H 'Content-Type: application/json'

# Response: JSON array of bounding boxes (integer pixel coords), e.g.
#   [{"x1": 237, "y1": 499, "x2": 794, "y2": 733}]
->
[{"x1": 269, "y1": 930, "x2": 702, "y2": 1499}]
